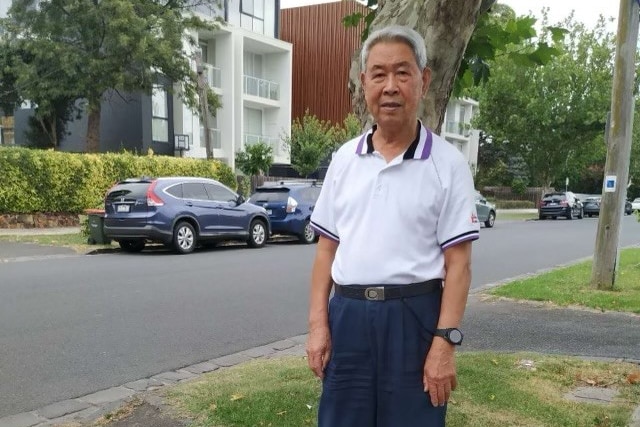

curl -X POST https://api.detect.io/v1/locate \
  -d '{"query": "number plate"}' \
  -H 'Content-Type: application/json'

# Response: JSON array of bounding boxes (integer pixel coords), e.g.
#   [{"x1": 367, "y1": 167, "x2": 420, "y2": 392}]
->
[
  {"x1": 266, "y1": 209, "x2": 273, "y2": 215},
  {"x1": 116, "y1": 204, "x2": 130, "y2": 213},
  {"x1": 549, "y1": 203, "x2": 557, "y2": 206}
]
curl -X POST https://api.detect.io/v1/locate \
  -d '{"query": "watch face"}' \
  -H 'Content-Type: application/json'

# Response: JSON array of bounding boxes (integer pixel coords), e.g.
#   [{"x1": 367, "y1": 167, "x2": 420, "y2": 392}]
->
[{"x1": 449, "y1": 329, "x2": 463, "y2": 344}]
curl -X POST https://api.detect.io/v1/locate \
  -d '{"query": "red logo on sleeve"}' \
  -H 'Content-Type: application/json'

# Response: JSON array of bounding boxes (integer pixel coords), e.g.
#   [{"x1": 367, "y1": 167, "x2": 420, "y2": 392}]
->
[{"x1": 471, "y1": 213, "x2": 478, "y2": 223}]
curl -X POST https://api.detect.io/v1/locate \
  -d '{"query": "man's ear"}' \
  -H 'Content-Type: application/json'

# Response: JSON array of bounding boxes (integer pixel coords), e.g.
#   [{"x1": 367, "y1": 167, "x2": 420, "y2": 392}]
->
[
  {"x1": 360, "y1": 71, "x2": 366, "y2": 89},
  {"x1": 421, "y1": 67, "x2": 432, "y2": 96}
]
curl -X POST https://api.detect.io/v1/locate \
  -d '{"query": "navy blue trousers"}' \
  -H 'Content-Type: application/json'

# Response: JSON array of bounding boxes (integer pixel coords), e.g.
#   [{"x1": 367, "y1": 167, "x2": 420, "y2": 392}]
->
[{"x1": 318, "y1": 290, "x2": 446, "y2": 427}]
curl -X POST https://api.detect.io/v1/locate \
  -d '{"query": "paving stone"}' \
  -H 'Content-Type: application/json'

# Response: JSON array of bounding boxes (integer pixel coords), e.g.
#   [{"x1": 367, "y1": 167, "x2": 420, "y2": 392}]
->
[
  {"x1": 288, "y1": 334, "x2": 308, "y2": 344},
  {"x1": 270, "y1": 339, "x2": 296, "y2": 351},
  {"x1": 564, "y1": 386, "x2": 618, "y2": 404},
  {"x1": 271, "y1": 344, "x2": 305, "y2": 357},
  {"x1": 151, "y1": 370, "x2": 196, "y2": 385},
  {"x1": 183, "y1": 362, "x2": 220, "y2": 374},
  {"x1": 35, "y1": 399, "x2": 92, "y2": 420},
  {"x1": 631, "y1": 406, "x2": 640, "y2": 427},
  {"x1": 78, "y1": 387, "x2": 136, "y2": 405},
  {"x1": 210, "y1": 352, "x2": 252, "y2": 367},
  {"x1": 123, "y1": 378, "x2": 163, "y2": 392},
  {"x1": 240, "y1": 345, "x2": 276, "y2": 359},
  {"x1": 0, "y1": 412, "x2": 45, "y2": 427}
]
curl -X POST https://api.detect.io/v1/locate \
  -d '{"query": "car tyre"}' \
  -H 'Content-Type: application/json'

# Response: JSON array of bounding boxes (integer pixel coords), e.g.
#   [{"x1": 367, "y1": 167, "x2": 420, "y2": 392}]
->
[
  {"x1": 119, "y1": 239, "x2": 145, "y2": 253},
  {"x1": 484, "y1": 211, "x2": 496, "y2": 228},
  {"x1": 299, "y1": 220, "x2": 317, "y2": 244},
  {"x1": 247, "y1": 219, "x2": 267, "y2": 248},
  {"x1": 173, "y1": 221, "x2": 196, "y2": 254},
  {"x1": 539, "y1": 213, "x2": 545, "y2": 220}
]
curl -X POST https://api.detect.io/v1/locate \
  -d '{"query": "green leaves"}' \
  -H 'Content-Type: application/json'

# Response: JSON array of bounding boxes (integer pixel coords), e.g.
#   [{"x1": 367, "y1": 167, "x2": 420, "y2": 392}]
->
[{"x1": 235, "y1": 142, "x2": 274, "y2": 177}]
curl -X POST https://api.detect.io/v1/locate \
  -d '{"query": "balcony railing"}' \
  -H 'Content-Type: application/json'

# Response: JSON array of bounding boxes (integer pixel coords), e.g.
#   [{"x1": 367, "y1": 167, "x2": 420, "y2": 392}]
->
[
  {"x1": 200, "y1": 127, "x2": 222, "y2": 149},
  {"x1": 203, "y1": 64, "x2": 222, "y2": 89},
  {"x1": 244, "y1": 133, "x2": 284, "y2": 156},
  {"x1": 445, "y1": 121, "x2": 471, "y2": 137},
  {"x1": 243, "y1": 75, "x2": 279, "y2": 101}
]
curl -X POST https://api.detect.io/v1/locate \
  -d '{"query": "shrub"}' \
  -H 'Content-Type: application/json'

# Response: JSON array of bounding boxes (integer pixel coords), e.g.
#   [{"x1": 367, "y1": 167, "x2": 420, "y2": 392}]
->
[
  {"x1": 0, "y1": 146, "x2": 235, "y2": 214},
  {"x1": 495, "y1": 200, "x2": 536, "y2": 209}
]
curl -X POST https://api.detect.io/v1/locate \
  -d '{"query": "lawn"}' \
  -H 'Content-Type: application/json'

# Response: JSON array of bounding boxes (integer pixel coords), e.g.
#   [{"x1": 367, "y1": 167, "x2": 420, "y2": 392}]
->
[
  {"x1": 166, "y1": 354, "x2": 640, "y2": 427},
  {"x1": 488, "y1": 247, "x2": 640, "y2": 314}
]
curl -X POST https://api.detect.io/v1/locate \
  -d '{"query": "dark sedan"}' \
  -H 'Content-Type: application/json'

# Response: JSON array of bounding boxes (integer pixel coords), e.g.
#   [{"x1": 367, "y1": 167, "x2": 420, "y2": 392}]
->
[
  {"x1": 538, "y1": 191, "x2": 583, "y2": 220},
  {"x1": 583, "y1": 196, "x2": 633, "y2": 217}
]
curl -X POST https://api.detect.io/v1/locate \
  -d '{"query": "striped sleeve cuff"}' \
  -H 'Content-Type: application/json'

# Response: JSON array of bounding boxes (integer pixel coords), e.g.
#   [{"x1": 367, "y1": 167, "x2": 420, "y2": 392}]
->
[
  {"x1": 441, "y1": 231, "x2": 479, "y2": 250},
  {"x1": 310, "y1": 221, "x2": 339, "y2": 242}
]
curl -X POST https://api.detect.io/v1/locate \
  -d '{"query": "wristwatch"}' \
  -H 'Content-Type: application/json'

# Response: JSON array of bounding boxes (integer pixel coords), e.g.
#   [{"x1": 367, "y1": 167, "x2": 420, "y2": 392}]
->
[{"x1": 434, "y1": 328, "x2": 463, "y2": 345}]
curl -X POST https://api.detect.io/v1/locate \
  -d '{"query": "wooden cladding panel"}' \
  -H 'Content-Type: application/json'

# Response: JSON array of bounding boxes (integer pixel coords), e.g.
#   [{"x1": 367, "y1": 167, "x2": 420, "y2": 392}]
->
[{"x1": 280, "y1": 1, "x2": 367, "y2": 125}]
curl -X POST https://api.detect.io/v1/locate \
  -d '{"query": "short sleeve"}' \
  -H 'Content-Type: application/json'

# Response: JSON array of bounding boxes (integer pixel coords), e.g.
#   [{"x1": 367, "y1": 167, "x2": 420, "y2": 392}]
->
[
  {"x1": 437, "y1": 158, "x2": 480, "y2": 249},
  {"x1": 310, "y1": 158, "x2": 340, "y2": 242}
]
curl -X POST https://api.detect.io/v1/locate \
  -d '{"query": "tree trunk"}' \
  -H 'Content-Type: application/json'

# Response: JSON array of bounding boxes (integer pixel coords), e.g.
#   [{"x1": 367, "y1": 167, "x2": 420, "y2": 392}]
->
[
  {"x1": 349, "y1": 0, "x2": 483, "y2": 133},
  {"x1": 86, "y1": 101, "x2": 101, "y2": 153}
]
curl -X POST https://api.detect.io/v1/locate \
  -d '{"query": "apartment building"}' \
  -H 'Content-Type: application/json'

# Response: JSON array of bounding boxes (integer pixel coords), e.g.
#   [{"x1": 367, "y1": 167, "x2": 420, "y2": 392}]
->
[
  {"x1": 0, "y1": 0, "x2": 293, "y2": 168},
  {"x1": 280, "y1": 0, "x2": 479, "y2": 170}
]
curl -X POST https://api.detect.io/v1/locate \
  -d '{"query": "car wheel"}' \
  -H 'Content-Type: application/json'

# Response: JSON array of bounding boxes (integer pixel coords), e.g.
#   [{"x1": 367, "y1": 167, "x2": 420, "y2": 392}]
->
[
  {"x1": 247, "y1": 219, "x2": 267, "y2": 248},
  {"x1": 173, "y1": 221, "x2": 196, "y2": 254},
  {"x1": 299, "y1": 220, "x2": 317, "y2": 243},
  {"x1": 119, "y1": 239, "x2": 145, "y2": 253},
  {"x1": 539, "y1": 213, "x2": 545, "y2": 220},
  {"x1": 588, "y1": 213, "x2": 592, "y2": 218},
  {"x1": 484, "y1": 211, "x2": 495, "y2": 228}
]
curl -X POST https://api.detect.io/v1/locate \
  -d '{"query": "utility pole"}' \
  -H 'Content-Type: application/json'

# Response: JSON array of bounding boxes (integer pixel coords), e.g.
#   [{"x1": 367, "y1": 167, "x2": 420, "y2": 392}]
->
[{"x1": 591, "y1": 0, "x2": 639, "y2": 290}]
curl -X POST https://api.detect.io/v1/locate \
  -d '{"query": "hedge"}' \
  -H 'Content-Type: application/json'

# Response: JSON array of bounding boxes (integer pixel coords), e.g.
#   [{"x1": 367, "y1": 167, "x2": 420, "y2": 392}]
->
[{"x1": 0, "y1": 146, "x2": 237, "y2": 214}]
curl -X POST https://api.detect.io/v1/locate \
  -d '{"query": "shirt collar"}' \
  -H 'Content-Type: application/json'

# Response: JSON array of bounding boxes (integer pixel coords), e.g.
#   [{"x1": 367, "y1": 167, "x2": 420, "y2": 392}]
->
[{"x1": 354, "y1": 120, "x2": 433, "y2": 160}]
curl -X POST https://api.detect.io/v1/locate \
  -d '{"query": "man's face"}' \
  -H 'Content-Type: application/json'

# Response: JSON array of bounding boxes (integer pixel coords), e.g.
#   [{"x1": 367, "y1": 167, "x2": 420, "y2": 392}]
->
[{"x1": 360, "y1": 40, "x2": 431, "y2": 128}]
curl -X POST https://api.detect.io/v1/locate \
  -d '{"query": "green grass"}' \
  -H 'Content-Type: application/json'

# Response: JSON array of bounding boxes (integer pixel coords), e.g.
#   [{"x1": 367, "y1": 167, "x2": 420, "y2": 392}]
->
[
  {"x1": 0, "y1": 233, "x2": 114, "y2": 253},
  {"x1": 497, "y1": 212, "x2": 537, "y2": 221},
  {"x1": 166, "y1": 354, "x2": 640, "y2": 427},
  {"x1": 488, "y1": 247, "x2": 640, "y2": 314}
]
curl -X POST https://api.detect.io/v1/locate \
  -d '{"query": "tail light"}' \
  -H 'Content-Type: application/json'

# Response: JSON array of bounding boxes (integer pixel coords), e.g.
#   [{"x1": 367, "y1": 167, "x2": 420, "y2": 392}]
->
[
  {"x1": 560, "y1": 201, "x2": 568, "y2": 207},
  {"x1": 286, "y1": 196, "x2": 298, "y2": 213},
  {"x1": 146, "y1": 181, "x2": 165, "y2": 207}
]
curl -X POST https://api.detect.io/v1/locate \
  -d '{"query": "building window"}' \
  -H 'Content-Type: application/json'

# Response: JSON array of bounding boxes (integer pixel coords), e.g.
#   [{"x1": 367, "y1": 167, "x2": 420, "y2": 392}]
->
[
  {"x1": 152, "y1": 85, "x2": 169, "y2": 143},
  {"x1": 240, "y1": 0, "x2": 264, "y2": 34}
]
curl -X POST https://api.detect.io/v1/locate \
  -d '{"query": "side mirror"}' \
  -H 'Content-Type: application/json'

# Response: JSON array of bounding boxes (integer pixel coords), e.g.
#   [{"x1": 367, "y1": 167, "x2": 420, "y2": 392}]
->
[{"x1": 236, "y1": 195, "x2": 245, "y2": 205}]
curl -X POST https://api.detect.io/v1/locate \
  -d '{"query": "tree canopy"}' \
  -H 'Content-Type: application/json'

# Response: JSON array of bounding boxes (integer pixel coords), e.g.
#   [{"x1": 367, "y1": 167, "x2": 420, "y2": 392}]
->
[
  {"x1": 0, "y1": 0, "x2": 218, "y2": 150},
  {"x1": 472, "y1": 14, "x2": 619, "y2": 190}
]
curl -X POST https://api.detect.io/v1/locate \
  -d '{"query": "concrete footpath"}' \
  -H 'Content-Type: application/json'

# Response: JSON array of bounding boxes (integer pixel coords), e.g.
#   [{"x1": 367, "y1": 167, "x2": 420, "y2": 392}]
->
[{"x1": 0, "y1": 228, "x2": 639, "y2": 427}]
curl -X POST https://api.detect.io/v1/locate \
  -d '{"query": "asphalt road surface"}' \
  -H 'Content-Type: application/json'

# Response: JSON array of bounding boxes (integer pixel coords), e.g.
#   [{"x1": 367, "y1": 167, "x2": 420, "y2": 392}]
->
[{"x1": 1, "y1": 215, "x2": 639, "y2": 418}]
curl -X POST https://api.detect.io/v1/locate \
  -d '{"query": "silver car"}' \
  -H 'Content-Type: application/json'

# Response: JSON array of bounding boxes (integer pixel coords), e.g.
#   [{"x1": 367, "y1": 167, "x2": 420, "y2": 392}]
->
[{"x1": 475, "y1": 191, "x2": 496, "y2": 228}]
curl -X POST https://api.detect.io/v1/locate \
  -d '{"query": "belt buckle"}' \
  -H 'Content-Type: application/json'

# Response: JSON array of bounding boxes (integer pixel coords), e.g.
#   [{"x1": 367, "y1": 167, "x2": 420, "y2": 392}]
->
[{"x1": 365, "y1": 286, "x2": 385, "y2": 301}]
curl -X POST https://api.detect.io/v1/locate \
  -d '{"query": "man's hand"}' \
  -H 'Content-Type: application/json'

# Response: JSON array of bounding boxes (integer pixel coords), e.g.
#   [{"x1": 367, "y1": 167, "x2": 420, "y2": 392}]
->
[
  {"x1": 306, "y1": 325, "x2": 332, "y2": 379},
  {"x1": 423, "y1": 338, "x2": 457, "y2": 407}
]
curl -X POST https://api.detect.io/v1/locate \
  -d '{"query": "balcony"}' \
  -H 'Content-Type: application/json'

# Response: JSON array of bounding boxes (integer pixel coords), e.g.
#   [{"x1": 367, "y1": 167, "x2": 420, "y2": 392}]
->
[
  {"x1": 203, "y1": 64, "x2": 222, "y2": 89},
  {"x1": 200, "y1": 127, "x2": 222, "y2": 149},
  {"x1": 244, "y1": 133, "x2": 284, "y2": 156},
  {"x1": 445, "y1": 121, "x2": 471, "y2": 137},
  {"x1": 243, "y1": 75, "x2": 279, "y2": 101}
]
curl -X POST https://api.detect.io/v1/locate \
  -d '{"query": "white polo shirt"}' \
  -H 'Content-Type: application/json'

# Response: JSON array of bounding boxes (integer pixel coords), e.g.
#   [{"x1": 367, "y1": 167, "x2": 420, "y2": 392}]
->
[{"x1": 310, "y1": 121, "x2": 480, "y2": 285}]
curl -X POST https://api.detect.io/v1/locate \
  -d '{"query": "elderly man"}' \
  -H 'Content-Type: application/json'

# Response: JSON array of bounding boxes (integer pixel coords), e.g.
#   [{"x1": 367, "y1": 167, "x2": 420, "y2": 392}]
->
[{"x1": 306, "y1": 25, "x2": 480, "y2": 427}]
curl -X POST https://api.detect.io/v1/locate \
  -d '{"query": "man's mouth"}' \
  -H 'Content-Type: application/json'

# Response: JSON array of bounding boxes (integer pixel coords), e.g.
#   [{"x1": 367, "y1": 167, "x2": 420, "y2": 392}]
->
[{"x1": 381, "y1": 102, "x2": 401, "y2": 108}]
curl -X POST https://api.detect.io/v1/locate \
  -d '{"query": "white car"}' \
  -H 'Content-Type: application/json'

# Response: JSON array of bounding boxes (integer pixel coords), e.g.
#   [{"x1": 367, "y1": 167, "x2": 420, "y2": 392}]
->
[{"x1": 632, "y1": 197, "x2": 640, "y2": 211}]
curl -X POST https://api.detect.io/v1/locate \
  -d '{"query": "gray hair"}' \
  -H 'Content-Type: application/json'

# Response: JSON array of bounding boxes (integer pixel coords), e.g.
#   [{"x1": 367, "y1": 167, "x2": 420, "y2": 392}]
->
[{"x1": 360, "y1": 25, "x2": 428, "y2": 71}]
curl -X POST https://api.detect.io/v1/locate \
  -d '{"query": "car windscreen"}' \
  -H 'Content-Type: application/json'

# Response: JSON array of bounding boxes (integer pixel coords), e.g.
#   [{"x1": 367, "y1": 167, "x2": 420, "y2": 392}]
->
[
  {"x1": 106, "y1": 183, "x2": 151, "y2": 201},
  {"x1": 249, "y1": 189, "x2": 290, "y2": 203},
  {"x1": 542, "y1": 194, "x2": 566, "y2": 201}
]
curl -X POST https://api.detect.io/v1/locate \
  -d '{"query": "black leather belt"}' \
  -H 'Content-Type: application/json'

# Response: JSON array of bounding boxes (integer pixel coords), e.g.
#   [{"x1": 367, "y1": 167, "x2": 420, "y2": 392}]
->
[{"x1": 333, "y1": 279, "x2": 443, "y2": 301}]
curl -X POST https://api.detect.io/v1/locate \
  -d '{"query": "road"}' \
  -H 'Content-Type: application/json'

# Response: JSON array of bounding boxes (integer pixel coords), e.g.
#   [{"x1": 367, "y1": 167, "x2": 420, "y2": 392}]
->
[{"x1": 1, "y1": 215, "x2": 639, "y2": 418}]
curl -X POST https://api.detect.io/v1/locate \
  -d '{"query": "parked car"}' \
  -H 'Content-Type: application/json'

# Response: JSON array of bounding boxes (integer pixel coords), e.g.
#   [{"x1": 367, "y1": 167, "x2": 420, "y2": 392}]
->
[
  {"x1": 103, "y1": 177, "x2": 270, "y2": 254},
  {"x1": 582, "y1": 196, "x2": 633, "y2": 217},
  {"x1": 248, "y1": 181, "x2": 322, "y2": 244},
  {"x1": 632, "y1": 197, "x2": 640, "y2": 211},
  {"x1": 474, "y1": 191, "x2": 496, "y2": 228},
  {"x1": 538, "y1": 191, "x2": 583, "y2": 220}
]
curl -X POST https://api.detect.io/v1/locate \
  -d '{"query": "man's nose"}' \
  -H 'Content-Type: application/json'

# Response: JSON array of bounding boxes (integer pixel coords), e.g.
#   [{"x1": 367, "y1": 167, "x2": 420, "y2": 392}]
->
[{"x1": 383, "y1": 75, "x2": 399, "y2": 94}]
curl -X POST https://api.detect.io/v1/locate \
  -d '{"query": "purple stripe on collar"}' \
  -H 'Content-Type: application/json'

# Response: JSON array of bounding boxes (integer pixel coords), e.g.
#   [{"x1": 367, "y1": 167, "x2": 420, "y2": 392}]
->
[
  {"x1": 355, "y1": 133, "x2": 368, "y2": 155},
  {"x1": 419, "y1": 127, "x2": 433, "y2": 160}
]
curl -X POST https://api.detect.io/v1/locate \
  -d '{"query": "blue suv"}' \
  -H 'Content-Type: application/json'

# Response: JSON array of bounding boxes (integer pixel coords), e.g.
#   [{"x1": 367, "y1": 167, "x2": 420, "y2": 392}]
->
[
  {"x1": 103, "y1": 177, "x2": 270, "y2": 254},
  {"x1": 248, "y1": 181, "x2": 322, "y2": 244}
]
